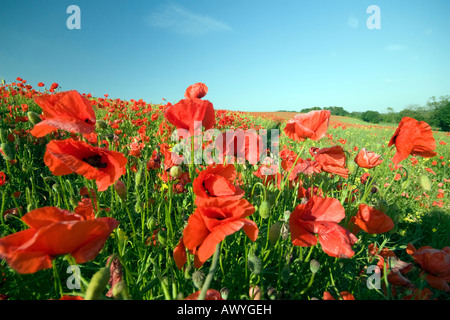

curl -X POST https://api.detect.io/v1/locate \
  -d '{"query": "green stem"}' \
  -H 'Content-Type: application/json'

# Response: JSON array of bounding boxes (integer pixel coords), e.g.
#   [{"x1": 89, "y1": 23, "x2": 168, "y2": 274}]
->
[{"x1": 198, "y1": 243, "x2": 221, "y2": 300}]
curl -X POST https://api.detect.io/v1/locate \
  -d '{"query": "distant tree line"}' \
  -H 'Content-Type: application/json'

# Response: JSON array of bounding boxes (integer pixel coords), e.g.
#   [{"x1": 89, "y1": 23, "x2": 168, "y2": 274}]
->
[{"x1": 293, "y1": 95, "x2": 450, "y2": 131}]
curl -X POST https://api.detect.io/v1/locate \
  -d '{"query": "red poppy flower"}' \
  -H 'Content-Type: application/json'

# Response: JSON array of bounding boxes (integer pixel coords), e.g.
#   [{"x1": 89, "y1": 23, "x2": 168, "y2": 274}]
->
[
  {"x1": 350, "y1": 204, "x2": 394, "y2": 234},
  {"x1": 284, "y1": 110, "x2": 331, "y2": 141},
  {"x1": 0, "y1": 206, "x2": 118, "y2": 274},
  {"x1": 388, "y1": 117, "x2": 438, "y2": 164},
  {"x1": 0, "y1": 171, "x2": 6, "y2": 186},
  {"x1": 323, "y1": 291, "x2": 355, "y2": 300},
  {"x1": 184, "y1": 289, "x2": 223, "y2": 300},
  {"x1": 253, "y1": 164, "x2": 282, "y2": 189},
  {"x1": 30, "y1": 90, "x2": 96, "y2": 137},
  {"x1": 354, "y1": 148, "x2": 383, "y2": 169},
  {"x1": 289, "y1": 196, "x2": 357, "y2": 258},
  {"x1": 309, "y1": 146, "x2": 349, "y2": 179},
  {"x1": 37, "y1": 82, "x2": 44, "y2": 87},
  {"x1": 407, "y1": 244, "x2": 450, "y2": 292},
  {"x1": 44, "y1": 138, "x2": 127, "y2": 191},
  {"x1": 193, "y1": 164, "x2": 245, "y2": 202},
  {"x1": 184, "y1": 82, "x2": 208, "y2": 99},
  {"x1": 164, "y1": 84, "x2": 215, "y2": 135},
  {"x1": 182, "y1": 198, "x2": 258, "y2": 268}
]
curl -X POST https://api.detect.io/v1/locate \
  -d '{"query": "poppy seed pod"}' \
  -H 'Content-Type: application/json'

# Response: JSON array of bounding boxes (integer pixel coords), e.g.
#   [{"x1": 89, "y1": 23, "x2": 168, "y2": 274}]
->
[
  {"x1": 170, "y1": 165, "x2": 182, "y2": 178},
  {"x1": 192, "y1": 270, "x2": 205, "y2": 289},
  {"x1": 84, "y1": 267, "x2": 111, "y2": 300}
]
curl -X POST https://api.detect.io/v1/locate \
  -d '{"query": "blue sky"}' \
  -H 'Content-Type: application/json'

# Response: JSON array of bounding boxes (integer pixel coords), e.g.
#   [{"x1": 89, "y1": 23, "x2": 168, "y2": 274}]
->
[{"x1": 1, "y1": 0, "x2": 449, "y2": 113}]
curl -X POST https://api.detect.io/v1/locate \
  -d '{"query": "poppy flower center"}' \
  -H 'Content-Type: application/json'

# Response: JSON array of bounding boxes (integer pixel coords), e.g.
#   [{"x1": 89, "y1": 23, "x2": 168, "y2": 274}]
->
[
  {"x1": 85, "y1": 118, "x2": 96, "y2": 125},
  {"x1": 83, "y1": 154, "x2": 107, "y2": 168}
]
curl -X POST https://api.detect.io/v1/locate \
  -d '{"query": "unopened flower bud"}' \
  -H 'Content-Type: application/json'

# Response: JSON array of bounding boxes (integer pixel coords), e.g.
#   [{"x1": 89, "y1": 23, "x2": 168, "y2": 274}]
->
[
  {"x1": 112, "y1": 281, "x2": 131, "y2": 300},
  {"x1": 247, "y1": 254, "x2": 261, "y2": 275},
  {"x1": 184, "y1": 264, "x2": 194, "y2": 280},
  {"x1": 258, "y1": 200, "x2": 270, "y2": 219},
  {"x1": 249, "y1": 285, "x2": 261, "y2": 300},
  {"x1": 347, "y1": 157, "x2": 357, "y2": 174},
  {"x1": 96, "y1": 119, "x2": 108, "y2": 130},
  {"x1": 310, "y1": 259, "x2": 320, "y2": 274},
  {"x1": 27, "y1": 111, "x2": 41, "y2": 125},
  {"x1": 0, "y1": 143, "x2": 13, "y2": 160},
  {"x1": 114, "y1": 180, "x2": 127, "y2": 200},
  {"x1": 280, "y1": 222, "x2": 290, "y2": 240},
  {"x1": 84, "y1": 267, "x2": 110, "y2": 300},
  {"x1": 220, "y1": 287, "x2": 230, "y2": 300},
  {"x1": 146, "y1": 216, "x2": 156, "y2": 231},
  {"x1": 268, "y1": 222, "x2": 281, "y2": 245},
  {"x1": 419, "y1": 174, "x2": 431, "y2": 191},
  {"x1": 157, "y1": 229, "x2": 167, "y2": 246}
]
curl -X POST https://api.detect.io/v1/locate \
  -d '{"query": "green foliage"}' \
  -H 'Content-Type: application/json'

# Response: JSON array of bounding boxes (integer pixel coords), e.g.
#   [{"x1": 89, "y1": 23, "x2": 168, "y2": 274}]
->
[{"x1": 361, "y1": 110, "x2": 381, "y2": 123}]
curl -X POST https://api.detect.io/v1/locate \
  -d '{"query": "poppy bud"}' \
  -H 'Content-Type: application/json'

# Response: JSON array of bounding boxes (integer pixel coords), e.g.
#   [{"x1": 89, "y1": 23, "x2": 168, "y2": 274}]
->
[
  {"x1": 283, "y1": 210, "x2": 291, "y2": 221},
  {"x1": 27, "y1": 111, "x2": 41, "y2": 125},
  {"x1": 114, "y1": 180, "x2": 127, "y2": 200},
  {"x1": 258, "y1": 200, "x2": 270, "y2": 219},
  {"x1": 84, "y1": 267, "x2": 111, "y2": 300},
  {"x1": 184, "y1": 264, "x2": 194, "y2": 280},
  {"x1": 96, "y1": 120, "x2": 108, "y2": 130},
  {"x1": 0, "y1": 143, "x2": 13, "y2": 160},
  {"x1": 419, "y1": 174, "x2": 431, "y2": 191},
  {"x1": 280, "y1": 222, "x2": 290, "y2": 240},
  {"x1": 135, "y1": 167, "x2": 143, "y2": 188},
  {"x1": 268, "y1": 222, "x2": 281, "y2": 245},
  {"x1": 401, "y1": 179, "x2": 410, "y2": 190},
  {"x1": 157, "y1": 229, "x2": 167, "y2": 246},
  {"x1": 249, "y1": 285, "x2": 261, "y2": 300},
  {"x1": 112, "y1": 281, "x2": 131, "y2": 300},
  {"x1": 192, "y1": 270, "x2": 205, "y2": 289},
  {"x1": 347, "y1": 157, "x2": 357, "y2": 174},
  {"x1": 146, "y1": 216, "x2": 156, "y2": 231},
  {"x1": 247, "y1": 254, "x2": 261, "y2": 275},
  {"x1": 310, "y1": 259, "x2": 320, "y2": 274},
  {"x1": 267, "y1": 286, "x2": 277, "y2": 300},
  {"x1": 220, "y1": 287, "x2": 230, "y2": 300},
  {"x1": 170, "y1": 166, "x2": 182, "y2": 178}
]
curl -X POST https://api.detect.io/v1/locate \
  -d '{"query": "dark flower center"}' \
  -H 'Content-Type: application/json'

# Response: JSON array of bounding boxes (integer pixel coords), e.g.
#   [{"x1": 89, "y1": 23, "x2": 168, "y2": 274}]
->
[{"x1": 83, "y1": 154, "x2": 107, "y2": 168}]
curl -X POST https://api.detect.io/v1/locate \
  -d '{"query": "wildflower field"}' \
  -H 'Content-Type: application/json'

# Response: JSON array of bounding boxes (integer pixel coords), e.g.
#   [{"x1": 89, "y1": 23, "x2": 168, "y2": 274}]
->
[{"x1": 0, "y1": 79, "x2": 449, "y2": 301}]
